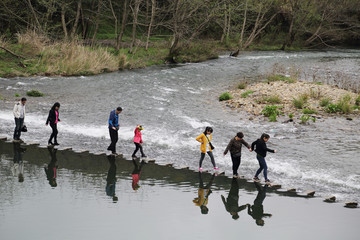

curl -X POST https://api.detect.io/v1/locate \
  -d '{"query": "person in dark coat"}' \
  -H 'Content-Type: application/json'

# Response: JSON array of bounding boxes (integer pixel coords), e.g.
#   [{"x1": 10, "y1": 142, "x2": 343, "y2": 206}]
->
[
  {"x1": 251, "y1": 133, "x2": 276, "y2": 183},
  {"x1": 46, "y1": 102, "x2": 61, "y2": 145}
]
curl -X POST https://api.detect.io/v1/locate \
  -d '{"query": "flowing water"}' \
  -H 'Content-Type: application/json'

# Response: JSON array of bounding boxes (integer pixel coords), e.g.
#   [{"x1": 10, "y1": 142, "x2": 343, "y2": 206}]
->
[{"x1": 1, "y1": 49, "x2": 360, "y2": 204}]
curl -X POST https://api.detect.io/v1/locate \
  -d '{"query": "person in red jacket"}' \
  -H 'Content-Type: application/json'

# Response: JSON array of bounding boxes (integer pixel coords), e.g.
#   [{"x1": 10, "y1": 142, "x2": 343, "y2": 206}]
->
[{"x1": 132, "y1": 125, "x2": 147, "y2": 158}]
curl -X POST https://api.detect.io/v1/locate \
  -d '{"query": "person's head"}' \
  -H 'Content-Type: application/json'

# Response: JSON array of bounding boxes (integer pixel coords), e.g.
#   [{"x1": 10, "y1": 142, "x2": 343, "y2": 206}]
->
[
  {"x1": 18, "y1": 173, "x2": 24, "y2": 182},
  {"x1": 203, "y1": 126, "x2": 213, "y2": 135},
  {"x1": 21, "y1": 98, "x2": 27, "y2": 104},
  {"x1": 200, "y1": 205, "x2": 209, "y2": 214},
  {"x1": 52, "y1": 102, "x2": 60, "y2": 111},
  {"x1": 115, "y1": 107, "x2": 122, "y2": 114},
  {"x1": 261, "y1": 133, "x2": 270, "y2": 142},
  {"x1": 256, "y1": 219, "x2": 265, "y2": 226},
  {"x1": 232, "y1": 212, "x2": 240, "y2": 220},
  {"x1": 235, "y1": 132, "x2": 244, "y2": 140},
  {"x1": 137, "y1": 125, "x2": 143, "y2": 131}
]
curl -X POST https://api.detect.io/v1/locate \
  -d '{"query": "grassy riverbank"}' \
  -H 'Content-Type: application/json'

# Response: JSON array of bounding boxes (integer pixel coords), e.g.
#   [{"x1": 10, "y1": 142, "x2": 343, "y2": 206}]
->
[{"x1": 0, "y1": 32, "x2": 222, "y2": 78}]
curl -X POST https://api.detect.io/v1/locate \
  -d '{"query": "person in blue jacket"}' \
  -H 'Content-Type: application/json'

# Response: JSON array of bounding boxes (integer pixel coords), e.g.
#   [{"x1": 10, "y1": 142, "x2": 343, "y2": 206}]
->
[{"x1": 107, "y1": 107, "x2": 122, "y2": 154}]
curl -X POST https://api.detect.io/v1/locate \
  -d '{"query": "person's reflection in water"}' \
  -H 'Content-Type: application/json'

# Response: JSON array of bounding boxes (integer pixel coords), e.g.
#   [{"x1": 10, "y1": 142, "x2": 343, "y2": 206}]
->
[
  {"x1": 247, "y1": 182, "x2": 272, "y2": 226},
  {"x1": 106, "y1": 155, "x2": 118, "y2": 202},
  {"x1": 12, "y1": 142, "x2": 26, "y2": 182},
  {"x1": 44, "y1": 147, "x2": 58, "y2": 187},
  {"x1": 132, "y1": 159, "x2": 145, "y2": 191},
  {"x1": 221, "y1": 178, "x2": 247, "y2": 220},
  {"x1": 193, "y1": 172, "x2": 215, "y2": 214}
]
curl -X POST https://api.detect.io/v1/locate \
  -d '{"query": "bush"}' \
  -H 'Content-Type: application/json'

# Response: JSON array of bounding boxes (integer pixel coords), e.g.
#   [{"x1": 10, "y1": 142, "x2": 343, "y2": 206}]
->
[
  {"x1": 293, "y1": 94, "x2": 308, "y2": 109},
  {"x1": 337, "y1": 94, "x2": 352, "y2": 114},
  {"x1": 219, "y1": 92, "x2": 233, "y2": 101},
  {"x1": 320, "y1": 97, "x2": 331, "y2": 107},
  {"x1": 26, "y1": 89, "x2": 44, "y2": 97},
  {"x1": 299, "y1": 114, "x2": 310, "y2": 124},
  {"x1": 269, "y1": 114, "x2": 277, "y2": 122},
  {"x1": 241, "y1": 90, "x2": 254, "y2": 98},
  {"x1": 302, "y1": 108, "x2": 317, "y2": 114},
  {"x1": 267, "y1": 74, "x2": 295, "y2": 83},
  {"x1": 326, "y1": 103, "x2": 340, "y2": 113},
  {"x1": 355, "y1": 95, "x2": 360, "y2": 106},
  {"x1": 261, "y1": 105, "x2": 282, "y2": 117},
  {"x1": 263, "y1": 95, "x2": 282, "y2": 104},
  {"x1": 237, "y1": 83, "x2": 247, "y2": 89},
  {"x1": 288, "y1": 113, "x2": 294, "y2": 119}
]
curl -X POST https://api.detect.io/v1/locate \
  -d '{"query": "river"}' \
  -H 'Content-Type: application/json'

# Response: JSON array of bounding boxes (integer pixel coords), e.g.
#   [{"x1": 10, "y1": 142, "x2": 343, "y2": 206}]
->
[{"x1": 0, "y1": 49, "x2": 360, "y2": 203}]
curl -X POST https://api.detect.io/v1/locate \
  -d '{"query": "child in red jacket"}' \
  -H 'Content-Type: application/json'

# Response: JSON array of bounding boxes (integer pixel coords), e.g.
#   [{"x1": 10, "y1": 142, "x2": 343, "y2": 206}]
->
[{"x1": 132, "y1": 125, "x2": 147, "y2": 158}]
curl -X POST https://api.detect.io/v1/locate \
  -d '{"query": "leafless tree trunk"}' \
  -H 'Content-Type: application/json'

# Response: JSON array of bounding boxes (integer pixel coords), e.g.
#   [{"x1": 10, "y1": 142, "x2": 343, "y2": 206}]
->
[
  {"x1": 70, "y1": 0, "x2": 82, "y2": 40},
  {"x1": 129, "y1": 0, "x2": 141, "y2": 54},
  {"x1": 117, "y1": 0, "x2": 130, "y2": 50},
  {"x1": 25, "y1": 0, "x2": 42, "y2": 31},
  {"x1": 109, "y1": 0, "x2": 118, "y2": 41},
  {"x1": 220, "y1": 1, "x2": 227, "y2": 43},
  {"x1": 91, "y1": 0, "x2": 102, "y2": 46},
  {"x1": 145, "y1": 0, "x2": 156, "y2": 51},
  {"x1": 61, "y1": 5, "x2": 68, "y2": 41},
  {"x1": 239, "y1": 0, "x2": 248, "y2": 49}
]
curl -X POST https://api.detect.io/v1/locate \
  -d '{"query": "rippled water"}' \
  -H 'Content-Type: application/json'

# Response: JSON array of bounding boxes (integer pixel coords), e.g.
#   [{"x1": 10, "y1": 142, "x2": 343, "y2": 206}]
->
[{"x1": 1, "y1": 50, "x2": 360, "y2": 203}]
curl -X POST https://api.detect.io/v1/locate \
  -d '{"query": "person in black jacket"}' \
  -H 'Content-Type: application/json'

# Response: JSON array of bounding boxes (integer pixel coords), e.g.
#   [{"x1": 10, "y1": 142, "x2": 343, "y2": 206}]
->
[
  {"x1": 46, "y1": 102, "x2": 61, "y2": 145},
  {"x1": 251, "y1": 133, "x2": 276, "y2": 183}
]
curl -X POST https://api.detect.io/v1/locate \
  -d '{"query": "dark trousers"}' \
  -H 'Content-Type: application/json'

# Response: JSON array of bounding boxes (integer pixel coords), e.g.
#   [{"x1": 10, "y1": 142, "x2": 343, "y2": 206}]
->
[
  {"x1": 108, "y1": 128, "x2": 118, "y2": 153},
  {"x1": 231, "y1": 154, "x2": 241, "y2": 175},
  {"x1": 49, "y1": 123, "x2": 58, "y2": 143},
  {"x1": 13, "y1": 118, "x2": 24, "y2": 140},
  {"x1": 254, "y1": 155, "x2": 268, "y2": 180},
  {"x1": 132, "y1": 143, "x2": 145, "y2": 157},
  {"x1": 199, "y1": 151, "x2": 216, "y2": 168}
]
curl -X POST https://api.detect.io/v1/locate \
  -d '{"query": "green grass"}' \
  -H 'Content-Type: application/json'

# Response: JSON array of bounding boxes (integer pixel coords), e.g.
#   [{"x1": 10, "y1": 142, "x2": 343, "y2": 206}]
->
[
  {"x1": 26, "y1": 89, "x2": 44, "y2": 97},
  {"x1": 263, "y1": 95, "x2": 282, "y2": 104},
  {"x1": 241, "y1": 90, "x2": 254, "y2": 98},
  {"x1": 219, "y1": 92, "x2": 233, "y2": 101},
  {"x1": 319, "y1": 97, "x2": 331, "y2": 107},
  {"x1": 302, "y1": 108, "x2": 317, "y2": 114},
  {"x1": 355, "y1": 95, "x2": 360, "y2": 106},
  {"x1": 266, "y1": 74, "x2": 296, "y2": 83},
  {"x1": 293, "y1": 94, "x2": 308, "y2": 109},
  {"x1": 261, "y1": 105, "x2": 283, "y2": 122},
  {"x1": 237, "y1": 83, "x2": 247, "y2": 89}
]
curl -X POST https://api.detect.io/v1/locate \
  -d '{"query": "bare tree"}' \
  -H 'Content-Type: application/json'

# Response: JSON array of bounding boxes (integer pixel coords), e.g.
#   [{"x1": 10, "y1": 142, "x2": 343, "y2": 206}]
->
[
  {"x1": 129, "y1": 0, "x2": 142, "y2": 53},
  {"x1": 145, "y1": 0, "x2": 156, "y2": 50}
]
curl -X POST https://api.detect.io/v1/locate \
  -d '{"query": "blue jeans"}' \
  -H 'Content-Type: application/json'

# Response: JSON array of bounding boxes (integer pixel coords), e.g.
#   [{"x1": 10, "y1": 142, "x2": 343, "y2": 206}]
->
[
  {"x1": 13, "y1": 118, "x2": 24, "y2": 140},
  {"x1": 254, "y1": 155, "x2": 268, "y2": 180}
]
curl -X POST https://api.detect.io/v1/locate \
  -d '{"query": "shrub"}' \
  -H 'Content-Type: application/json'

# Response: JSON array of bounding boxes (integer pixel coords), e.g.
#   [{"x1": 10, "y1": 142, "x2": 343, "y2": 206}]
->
[
  {"x1": 293, "y1": 94, "x2": 308, "y2": 109},
  {"x1": 299, "y1": 114, "x2": 310, "y2": 124},
  {"x1": 267, "y1": 74, "x2": 295, "y2": 83},
  {"x1": 326, "y1": 103, "x2": 340, "y2": 113},
  {"x1": 288, "y1": 113, "x2": 294, "y2": 119},
  {"x1": 26, "y1": 89, "x2": 44, "y2": 97},
  {"x1": 263, "y1": 95, "x2": 282, "y2": 104},
  {"x1": 15, "y1": 93, "x2": 20, "y2": 97},
  {"x1": 302, "y1": 108, "x2": 317, "y2": 114},
  {"x1": 219, "y1": 92, "x2": 233, "y2": 101},
  {"x1": 241, "y1": 90, "x2": 254, "y2": 98},
  {"x1": 269, "y1": 114, "x2": 277, "y2": 122},
  {"x1": 237, "y1": 83, "x2": 247, "y2": 89},
  {"x1": 320, "y1": 97, "x2": 331, "y2": 107},
  {"x1": 337, "y1": 94, "x2": 352, "y2": 114},
  {"x1": 355, "y1": 95, "x2": 360, "y2": 106},
  {"x1": 261, "y1": 105, "x2": 282, "y2": 117}
]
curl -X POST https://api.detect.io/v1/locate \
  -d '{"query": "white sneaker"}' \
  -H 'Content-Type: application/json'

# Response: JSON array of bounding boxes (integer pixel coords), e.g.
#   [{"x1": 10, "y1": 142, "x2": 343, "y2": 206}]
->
[{"x1": 199, "y1": 168, "x2": 203, "y2": 172}]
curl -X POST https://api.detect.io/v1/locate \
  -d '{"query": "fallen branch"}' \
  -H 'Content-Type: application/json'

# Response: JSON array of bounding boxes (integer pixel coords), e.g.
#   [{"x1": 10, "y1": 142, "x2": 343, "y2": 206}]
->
[{"x1": 0, "y1": 46, "x2": 25, "y2": 59}]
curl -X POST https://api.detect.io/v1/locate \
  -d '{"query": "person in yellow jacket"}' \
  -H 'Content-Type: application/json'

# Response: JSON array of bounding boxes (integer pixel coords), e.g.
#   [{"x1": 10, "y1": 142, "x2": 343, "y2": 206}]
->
[
  {"x1": 193, "y1": 172, "x2": 215, "y2": 214},
  {"x1": 195, "y1": 126, "x2": 218, "y2": 172}
]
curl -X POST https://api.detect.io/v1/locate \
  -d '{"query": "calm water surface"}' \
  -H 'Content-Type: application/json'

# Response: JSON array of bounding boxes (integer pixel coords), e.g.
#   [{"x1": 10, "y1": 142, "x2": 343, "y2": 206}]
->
[{"x1": 0, "y1": 141, "x2": 358, "y2": 240}]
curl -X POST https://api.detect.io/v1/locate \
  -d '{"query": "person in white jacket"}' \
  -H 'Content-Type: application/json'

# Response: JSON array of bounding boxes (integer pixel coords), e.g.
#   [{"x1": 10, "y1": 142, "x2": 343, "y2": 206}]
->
[{"x1": 13, "y1": 97, "x2": 27, "y2": 141}]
